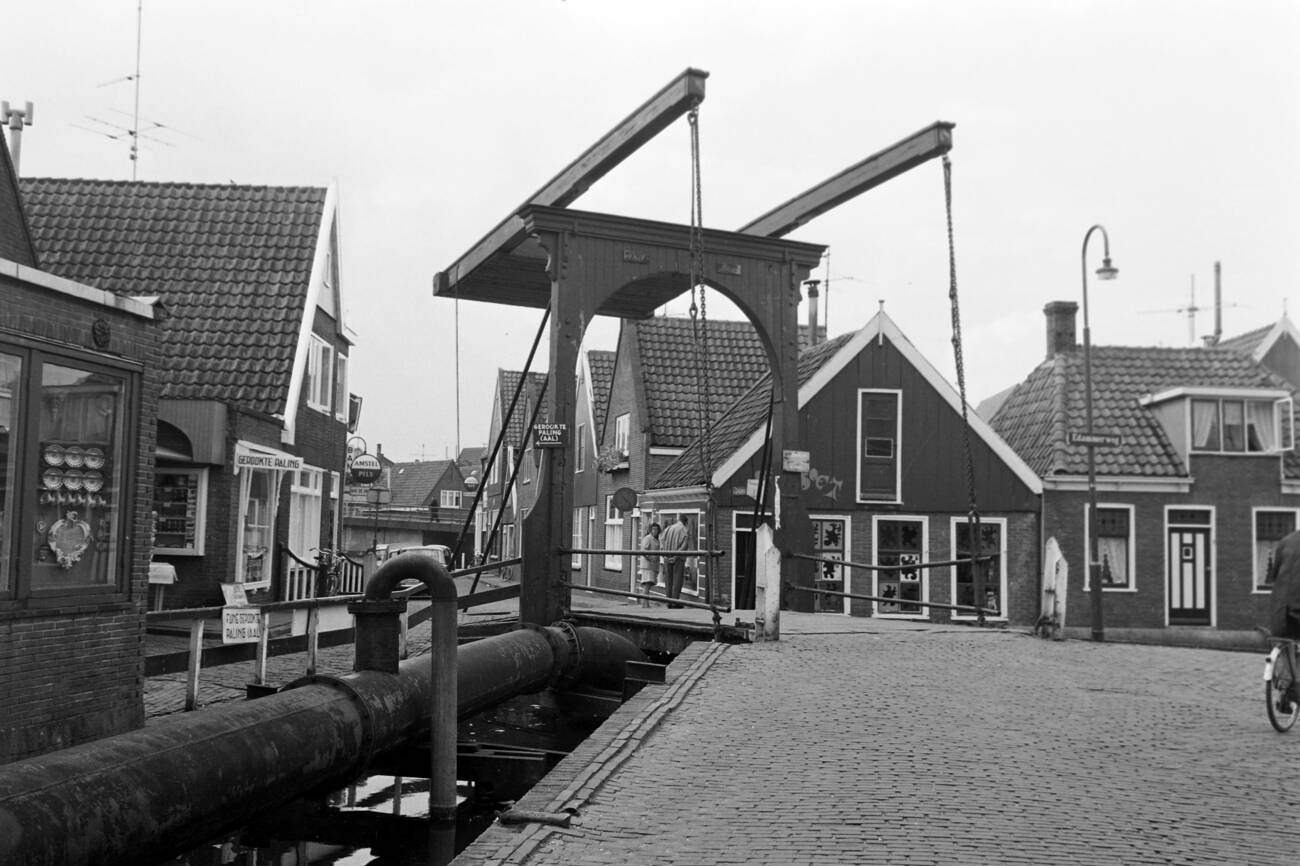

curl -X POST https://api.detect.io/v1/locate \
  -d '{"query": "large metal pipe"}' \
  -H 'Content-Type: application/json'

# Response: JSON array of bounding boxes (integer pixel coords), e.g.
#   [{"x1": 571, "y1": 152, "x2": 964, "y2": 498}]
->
[{"x1": 0, "y1": 623, "x2": 643, "y2": 866}]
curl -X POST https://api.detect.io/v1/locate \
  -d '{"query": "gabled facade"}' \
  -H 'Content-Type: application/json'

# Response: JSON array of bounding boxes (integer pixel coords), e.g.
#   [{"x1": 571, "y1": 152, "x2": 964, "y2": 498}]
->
[
  {"x1": 2, "y1": 135, "x2": 162, "y2": 763},
  {"x1": 988, "y1": 301, "x2": 1300, "y2": 633},
  {"x1": 20, "y1": 178, "x2": 355, "y2": 607},
  {"x1": 571, "y1": 350, "x2": 614, "y2": 586},
  {"x1": 342, "y1": 458, "x2": 470, "y2": 562},
  {"x1": 1220, "y1": 315, "x2": 1300, "y2": 391},
  {"x1": 643, "y1": 311, "x2": 1043, "y2": 622},
  {"x1": 481, "y1": 369, "x2": 547, "y2": 569}
]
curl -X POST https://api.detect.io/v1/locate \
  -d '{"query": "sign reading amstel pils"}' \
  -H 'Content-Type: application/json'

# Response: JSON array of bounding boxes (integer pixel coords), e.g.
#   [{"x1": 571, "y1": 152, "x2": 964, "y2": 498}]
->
[{"x1": 350, "y1": 453, "x2": 383, "y2": 485}]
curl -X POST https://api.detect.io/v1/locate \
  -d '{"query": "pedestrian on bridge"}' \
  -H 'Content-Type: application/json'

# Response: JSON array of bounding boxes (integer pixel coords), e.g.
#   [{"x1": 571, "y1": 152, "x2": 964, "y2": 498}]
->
[
  {"x1": 639, "y1": 522, "x2": 662, "y2": 608},
  {"x1": 660, "y1": 513, "x2": 691, "y2": 609}
]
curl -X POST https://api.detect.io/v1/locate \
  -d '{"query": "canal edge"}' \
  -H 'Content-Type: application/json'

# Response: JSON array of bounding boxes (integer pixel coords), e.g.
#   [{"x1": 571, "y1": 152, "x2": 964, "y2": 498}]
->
[{"x1": 462, "y1": 639, "x2": 730, "y2": 866}]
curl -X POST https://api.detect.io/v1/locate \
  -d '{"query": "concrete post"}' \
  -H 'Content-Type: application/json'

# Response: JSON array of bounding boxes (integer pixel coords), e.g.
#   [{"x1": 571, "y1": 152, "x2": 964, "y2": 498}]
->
[{"x1": 754, "y1": 524, "x2": 781, "y2": 641}]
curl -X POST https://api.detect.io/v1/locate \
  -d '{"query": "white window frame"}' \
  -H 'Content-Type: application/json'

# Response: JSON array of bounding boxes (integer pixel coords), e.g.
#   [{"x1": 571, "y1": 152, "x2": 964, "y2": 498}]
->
[
  {"x1": 949, "y1": 516, "x2": 1008, "y2": 622},
  {"x1": 1253, "y1": 507, "x2": 1300, "y2": 593},
  {"x1": 856, "y1": 388, "x2": 902, "y2": 504},
  {"x1": 614, "y1": 413, "x2": 630, "y2": 456},
  {"x1": 657, "y1": 508, "x2": 703, "y2": 596},
  {"x1": 811, "y1": 513, "x2": 852, "y2": 614},
  {"x1": 1083, "y1": 502, "x2": 1137, "y2": 592},
  {"x1": 334, "y1": 353, "x2": 349, "y2": 421},
  {"x1": 153, "y1": 467, "x2": 209, "y2": 556},
  {"x1": 440, "y1": 489, "x2": 462, "y2": 509},
  {"x1": 872, "y1": 515, "x2": 928, "y2": 619},
  {"x1": 306, "y1": 335, "x2": 334, "y2": 414},
  {"x1": 604, "y1": 495, "x2": 623, "y2": 571},
  {"x1": 330, "y1": 470, "x2": 341, "y2": 549},
  {"x1": 288, "y1": 466, "x2": 325, "y2": 559},
  {"x1": 1189, "y1": 396, "x2": 1293, "y2": 454},
  {"x1": 572, "y1": 507, "x2": 584, "y2": 570}
]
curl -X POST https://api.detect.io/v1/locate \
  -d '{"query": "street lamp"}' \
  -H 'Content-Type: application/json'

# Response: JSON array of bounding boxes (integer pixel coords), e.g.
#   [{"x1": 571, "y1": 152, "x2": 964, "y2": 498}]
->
[{"x1": 1082, "y1": 224, "x2": 1118, "y2": 642}]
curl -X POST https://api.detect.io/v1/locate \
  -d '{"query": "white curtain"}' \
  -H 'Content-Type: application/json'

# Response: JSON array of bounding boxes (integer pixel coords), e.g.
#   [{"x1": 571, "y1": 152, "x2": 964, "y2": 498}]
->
[
  {"x1": 1096, "y1": 536, "x2": 1128, "y2": 586},
  {"x1": 1247, "y1": 401, "x2": 1276, "y2": 452},
  {"x1": 1191, "y1": 401, "x2": 1218, "y2": 449}
]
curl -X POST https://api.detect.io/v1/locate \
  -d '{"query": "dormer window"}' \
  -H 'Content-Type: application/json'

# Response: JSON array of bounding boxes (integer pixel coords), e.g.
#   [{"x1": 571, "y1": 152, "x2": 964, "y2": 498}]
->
[{"x1": 1191, "y1": 397, "x2": 1291, "y2": 453}]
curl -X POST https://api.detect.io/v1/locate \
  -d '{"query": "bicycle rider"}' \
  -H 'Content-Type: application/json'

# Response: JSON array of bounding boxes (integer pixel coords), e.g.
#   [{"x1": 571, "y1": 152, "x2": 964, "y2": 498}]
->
[{"x1": 1267, "y1": 527, "x2": 1300, "y2": 706}]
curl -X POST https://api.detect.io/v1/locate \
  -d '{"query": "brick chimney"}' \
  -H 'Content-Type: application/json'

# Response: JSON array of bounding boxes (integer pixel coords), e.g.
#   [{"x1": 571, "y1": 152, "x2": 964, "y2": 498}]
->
[{"x1": 1043, "y1": 301, "x2": 1079, "y2": 357}]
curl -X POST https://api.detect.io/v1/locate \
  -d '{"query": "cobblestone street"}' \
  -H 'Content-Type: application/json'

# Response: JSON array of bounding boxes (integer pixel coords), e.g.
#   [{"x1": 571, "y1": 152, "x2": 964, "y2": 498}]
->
[{"x1": 459, "y1": 625, "x2": 1299, "y2": 866}]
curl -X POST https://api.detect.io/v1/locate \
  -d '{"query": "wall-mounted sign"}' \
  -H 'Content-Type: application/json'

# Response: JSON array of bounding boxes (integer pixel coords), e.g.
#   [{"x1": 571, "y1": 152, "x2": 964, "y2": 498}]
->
[
  {"x1": 234, "y1": 442, "x2": 304, "y2": 472},
  {"x1": 1068, "y1": 431, "x2": 1123, "y2": 448},
  {"x1": 346, "y1": 436, "x2": 368, "y2": 467},
  {"x1": 533, "y1": 423, "x2": 567, "y2": 448},
  {"x1": 350, "y1": 453, "x2": 383, "y2": 485}
]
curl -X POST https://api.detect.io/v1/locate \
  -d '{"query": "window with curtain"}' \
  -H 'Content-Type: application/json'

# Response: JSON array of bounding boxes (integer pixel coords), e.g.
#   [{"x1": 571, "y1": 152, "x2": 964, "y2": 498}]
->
[
  {"x1": 603, "y1": 495, "x2": 622, "y2": 571},
  {"x1": 1192, "y1": 397, "x2": 1283, "y2": 453},
  {"x1": 1191, "y1": 400, "x2": 1219, "y2": 451},
  {"x1": 1092, "y1": 506, "x2": 1132, "y2": 589}
]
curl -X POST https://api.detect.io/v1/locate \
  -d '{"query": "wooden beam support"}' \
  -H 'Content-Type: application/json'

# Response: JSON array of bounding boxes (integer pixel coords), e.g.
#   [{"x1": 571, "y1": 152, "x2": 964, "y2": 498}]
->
[
  {"x1": 433, "y1": 67, "x2": 709, "y2": 297},
  {"x1": 738, "y1": 121, "x2": 954, "y2": 238}
]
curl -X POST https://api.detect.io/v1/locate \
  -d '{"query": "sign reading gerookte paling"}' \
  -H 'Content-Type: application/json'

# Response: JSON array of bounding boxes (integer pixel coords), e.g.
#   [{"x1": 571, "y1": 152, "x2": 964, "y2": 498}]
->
[
  {"x1": 533, "y1": 423, "x2": 567, "y2": 448},
  {"x1": 233, "y1": 442, "x2": 304, "y2": 472}
]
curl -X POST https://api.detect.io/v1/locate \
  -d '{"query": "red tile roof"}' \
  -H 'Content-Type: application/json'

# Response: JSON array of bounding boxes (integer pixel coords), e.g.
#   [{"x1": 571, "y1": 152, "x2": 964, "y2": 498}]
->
[
  {"x1": 990, "y1": 346, "x2": 1292, "y2": 478},
  {"x1": 635, "y1": 317, "x2": 823, "y2": 449},
  {"x1": 653, "y1": 333, "x2": 855, "y2": 489},
  {"x1": 18, "y1": 178, "x2": 326, "y2": 415}
]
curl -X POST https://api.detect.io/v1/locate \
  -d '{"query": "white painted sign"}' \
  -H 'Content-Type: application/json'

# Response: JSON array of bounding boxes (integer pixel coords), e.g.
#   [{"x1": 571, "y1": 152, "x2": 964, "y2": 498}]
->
[
  {"x1": 234, "y1": 442, "x2": 303, "y2": 472},
  {"x1": 222, "y1": 606, "x2": 263, "y2": 644}
]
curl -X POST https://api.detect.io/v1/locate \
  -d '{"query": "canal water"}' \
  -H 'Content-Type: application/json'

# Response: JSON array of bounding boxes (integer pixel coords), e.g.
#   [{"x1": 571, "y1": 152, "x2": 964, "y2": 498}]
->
[{"x1": 164, "y1": 688, "x2": 615, "y2": 865}]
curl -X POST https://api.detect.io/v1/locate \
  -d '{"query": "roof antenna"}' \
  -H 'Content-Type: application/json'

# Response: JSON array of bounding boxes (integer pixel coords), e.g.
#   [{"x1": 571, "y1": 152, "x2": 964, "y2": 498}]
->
[
  {"x1": 129, "y1": 0, "x2": 143, "y2": 179},
  {"x1": 0, "y1": 101, "x2": 34, "y2": 175}
]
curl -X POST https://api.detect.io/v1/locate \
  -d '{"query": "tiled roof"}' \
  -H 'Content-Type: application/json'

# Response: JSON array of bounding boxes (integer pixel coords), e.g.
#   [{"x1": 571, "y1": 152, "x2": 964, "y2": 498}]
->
[
  {"x1": 990, "y1": 346, "x2": 1292, "y2": 478},
  {"x1": 19, "y1": 178, "x2": 326, "y2": 415},
  {"x1": 653, "y1": 333, "x2": 855, "y2": 488},
  {"x1": 587, "y1": 349, "x2": 616, "y2": 438},
  {"x1": 1217, "y1": 323, "x2": 1272, "y2": 355},
  {"x1": 389, "y1": 460, "x2": 453, "y2": 509},
  {"x1": 636, "y1": 317, "x2": 822, "y2": 449},
  {"x1": 496, "y1": 370, "x2": 549, "y2": 447}
]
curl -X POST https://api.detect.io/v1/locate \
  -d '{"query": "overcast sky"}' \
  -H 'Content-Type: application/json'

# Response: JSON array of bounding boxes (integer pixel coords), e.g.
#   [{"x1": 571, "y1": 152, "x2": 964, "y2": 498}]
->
[{"x1": 6, "y1": 1, "x2": 1297, "y2": 462}]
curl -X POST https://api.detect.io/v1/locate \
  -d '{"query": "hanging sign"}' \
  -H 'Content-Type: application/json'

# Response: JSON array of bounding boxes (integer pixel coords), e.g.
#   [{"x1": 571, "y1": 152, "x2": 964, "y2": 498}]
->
[
  {"x1": 533, "y1": 423, "x2": 567, "y2": 448},
  {"x1": 222, "y1": 606, "x2": 262, "y2": 644},
  {"x1": 346, "y1": 436, "x2": 368, "y2": 467},
  {"x1": 234, "y1": 442, "x2": 303, "y2": 472},
  {"x1": 350, "y1": 453, "x2": 383, "y2": 485}
]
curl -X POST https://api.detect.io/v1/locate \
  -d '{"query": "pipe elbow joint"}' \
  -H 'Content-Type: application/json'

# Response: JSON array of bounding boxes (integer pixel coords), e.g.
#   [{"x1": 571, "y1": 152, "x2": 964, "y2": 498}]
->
[{"x1": 364, "y1": 553, "x2": 458, "y2": 602}]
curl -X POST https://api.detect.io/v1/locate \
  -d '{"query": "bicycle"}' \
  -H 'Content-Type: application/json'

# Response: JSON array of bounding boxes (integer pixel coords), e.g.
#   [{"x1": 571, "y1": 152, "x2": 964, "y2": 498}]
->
[{"x1": 1264, "y1": 636, "x2": 1300, "y2": 732}]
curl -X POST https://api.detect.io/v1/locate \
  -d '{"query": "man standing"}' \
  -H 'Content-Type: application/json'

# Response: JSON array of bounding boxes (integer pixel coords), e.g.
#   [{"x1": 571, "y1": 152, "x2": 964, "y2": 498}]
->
[
  {"x1": 660, "y1": 513, "x2": 691, "y2": 608},
  {"x1": 638, "y1": 522, "x2": 662, "y2": 608}
]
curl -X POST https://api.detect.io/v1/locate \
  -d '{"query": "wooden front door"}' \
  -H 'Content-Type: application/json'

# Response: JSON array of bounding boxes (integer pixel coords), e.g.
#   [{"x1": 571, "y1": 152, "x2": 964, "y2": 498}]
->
[{"x1": 1167, "y1": 523, "x2": 1212, "y2": 625}]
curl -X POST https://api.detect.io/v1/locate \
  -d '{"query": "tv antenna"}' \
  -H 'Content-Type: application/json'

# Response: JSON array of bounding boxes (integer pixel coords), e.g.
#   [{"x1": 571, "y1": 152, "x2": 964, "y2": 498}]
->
[{"x1": 1140, "y1": 262, "x2": 1240, "y2": 346}]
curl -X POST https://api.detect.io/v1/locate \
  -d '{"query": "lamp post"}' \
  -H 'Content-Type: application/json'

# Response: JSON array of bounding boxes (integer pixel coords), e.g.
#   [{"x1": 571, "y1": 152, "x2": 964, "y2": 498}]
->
[{"x1": 1081, "y1": 224, "x2": 1119, "y2": 643}]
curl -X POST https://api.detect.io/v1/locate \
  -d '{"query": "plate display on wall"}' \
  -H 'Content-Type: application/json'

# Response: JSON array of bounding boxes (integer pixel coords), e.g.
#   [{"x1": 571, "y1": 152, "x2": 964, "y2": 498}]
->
[{"x1": 43, "y1": 445, "x2": 65, "y2": 466}]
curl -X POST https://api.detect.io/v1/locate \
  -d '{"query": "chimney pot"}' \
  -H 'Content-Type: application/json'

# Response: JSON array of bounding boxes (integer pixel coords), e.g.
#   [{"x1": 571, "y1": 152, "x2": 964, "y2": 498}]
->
[{"x1": 1043, "y1": 301, "x2": 1079, "y2": 358}]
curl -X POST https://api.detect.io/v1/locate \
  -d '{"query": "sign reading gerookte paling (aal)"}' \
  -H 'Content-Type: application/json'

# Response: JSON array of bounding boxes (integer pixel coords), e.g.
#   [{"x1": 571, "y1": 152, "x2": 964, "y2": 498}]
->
[{"x1": 533, "y1": 423, "x2": 567, "y2": 448}]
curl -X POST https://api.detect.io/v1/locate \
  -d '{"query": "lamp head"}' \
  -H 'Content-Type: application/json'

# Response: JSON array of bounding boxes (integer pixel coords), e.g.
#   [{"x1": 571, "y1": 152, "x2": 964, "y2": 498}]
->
[{"x1": 1095, "y1": 257, "x2": 1119, "y2": 281}]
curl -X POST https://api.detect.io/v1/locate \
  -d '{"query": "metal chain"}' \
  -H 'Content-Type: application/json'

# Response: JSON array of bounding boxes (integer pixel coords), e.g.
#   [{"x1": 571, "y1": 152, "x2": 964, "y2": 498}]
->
[
  {"x1": 688, "y1": 101, "x2": 711, "y2": 489},
  {"x1": 943, "y1": 154, "x2": 985, "y2": 625}
]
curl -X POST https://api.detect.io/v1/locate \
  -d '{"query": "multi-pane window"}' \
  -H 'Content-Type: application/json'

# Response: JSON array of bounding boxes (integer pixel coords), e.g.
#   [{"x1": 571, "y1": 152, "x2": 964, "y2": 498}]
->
[
  {"x1": 306, "y1": 335, "x2": 334, "y2": 413},
  {"x1": 288, "y1": 468, "x2": 324, "y2": 558},
  {"x1": 858, "y1": 390, "x2": 900, "y2": 502},
  {"x1": 1191, "y1": 397, "x2": 1291, "y2": 453},
  {"x1": 876, "y1": 518, "x2": 924, "y2": 616},
  {"x1": 440, "y1": 489, "x2": 462, "y2": 509},
  {"x1": 1088, "y1": 505, "x2": 1133, "y2": 590},
  {"x1": 1256, "y1": 509, "x2": 1299, "y2": 590},
  {"x1": 658, "y1": 510, "x2": 704, "y2": 595},
  {"x1": 812, "y1": 516, "x2": 848, "y2": 613},
  {"x1": 614, "y1": 414, "x2": 630, "y2": 455},
  {"x1": 953, "y1": 518, "x2": 1005, "y2": 619},
  {"x1": 572, "y1": 507, "x2": 584, "y2": 569},
  {"x1": 334, "y1": 354, "x2": 349, "y2": 422},
  {"x1": 604, "y1": 495, "x2": 623, "y2": 571}
]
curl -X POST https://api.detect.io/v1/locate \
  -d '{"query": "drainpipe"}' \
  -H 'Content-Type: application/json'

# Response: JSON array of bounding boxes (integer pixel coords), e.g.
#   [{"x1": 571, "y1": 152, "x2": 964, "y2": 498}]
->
[{"x1": 0, "y1": 556, "x2": 643, "y2": 866}]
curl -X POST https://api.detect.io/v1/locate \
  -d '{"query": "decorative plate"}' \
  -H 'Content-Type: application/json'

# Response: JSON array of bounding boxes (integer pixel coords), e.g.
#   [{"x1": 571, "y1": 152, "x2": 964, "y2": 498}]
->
[
  {"x1": 84, "y1": 448, "x2": 106, "y2": 470},
  {"x1": 62, "y1": 469, "x2": 85, "y2": 491},
  {"x1": 42, "y1": 469, "x2": 63, "y2": 490},
  {"x1": 48, "y1": 511, "x2": 92, "y2": 569},
  {"x1": 43, "y1": 445, "x2": 65, "y2": 466},
  {"x1": 82, "y1": 471, "x2": 104, "y2": 492},
  {"x1": 63, "y1": 446, "x2": 85, "y2": 468}
]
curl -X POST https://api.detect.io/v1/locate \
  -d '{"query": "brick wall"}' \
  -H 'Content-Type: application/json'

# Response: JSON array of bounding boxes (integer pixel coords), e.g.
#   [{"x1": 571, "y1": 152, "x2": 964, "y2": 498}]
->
[{"x1": 0, "y1": 271, "x2": 159, "y2": 764}]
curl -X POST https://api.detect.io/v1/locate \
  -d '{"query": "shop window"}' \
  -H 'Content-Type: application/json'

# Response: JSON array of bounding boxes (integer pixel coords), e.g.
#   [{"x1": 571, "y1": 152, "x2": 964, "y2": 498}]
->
[
  {"x1": 153, "y1": 468, "x2": 208, "y2": 555},
  {"x1": 875, "y1": 517, "x2": 924, "y2": 616},
  {"x1": 952, "y1": 518, "x2": 1006, "y2": 620},
  {"x1": 0, "y1": 346, "x2": 134, "y2": 601},
  {"x1": 658, "y1": 509, "x2": 703, "y2": 595},
  {"x1": 812, "y1": 516, "x2": 849, "y2": 613},
  {"x1": 1256, "y1": 509, "x2": 1299, "y2": 591}
]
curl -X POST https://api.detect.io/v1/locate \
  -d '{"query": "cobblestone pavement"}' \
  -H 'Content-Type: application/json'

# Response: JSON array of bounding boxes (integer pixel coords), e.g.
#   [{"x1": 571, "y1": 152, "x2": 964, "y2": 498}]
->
[{"x1": 457, "y1": 626, "x2": 1300, "y2": 866}]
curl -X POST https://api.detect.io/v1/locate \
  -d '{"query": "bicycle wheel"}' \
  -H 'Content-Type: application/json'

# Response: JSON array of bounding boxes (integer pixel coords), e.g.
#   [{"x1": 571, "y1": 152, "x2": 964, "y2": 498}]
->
[{"x1": 1266, "y1": 649, "x2": 1300, "y2": 733}]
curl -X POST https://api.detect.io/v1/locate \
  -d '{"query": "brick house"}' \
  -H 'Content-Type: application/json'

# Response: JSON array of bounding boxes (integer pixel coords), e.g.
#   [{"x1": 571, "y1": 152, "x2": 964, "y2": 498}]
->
[
  {"x1": 480, "y1": 369, "x2": 547, "y2": 570},
  {"x1": 644, "y1": 310, "x2": 1042, "y2": 623},
  {"x1": 986, "y1": 301, "x2": 1300, "y2": 633},
  {"x1": 20, "y1": 178, "x2": 356, "y2": 607},
  {"x1": 1, "y1": 136, "x2": 162, "y2": 762},
  {"x1": 570, "y1": 349, "x2": 614, "y2": 585},
  {"x1": 341, "y1": 458, "x2": 471, "y2": 563}
]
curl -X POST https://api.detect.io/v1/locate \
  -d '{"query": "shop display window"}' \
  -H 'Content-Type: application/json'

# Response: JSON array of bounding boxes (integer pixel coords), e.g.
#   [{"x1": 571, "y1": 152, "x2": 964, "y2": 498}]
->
[
  {"x1": 0, "y1": 341, "x2": 136, "y2": 602},
  {"x1": 153, "y1": 468, "x2": 207, "y2": 555}
]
